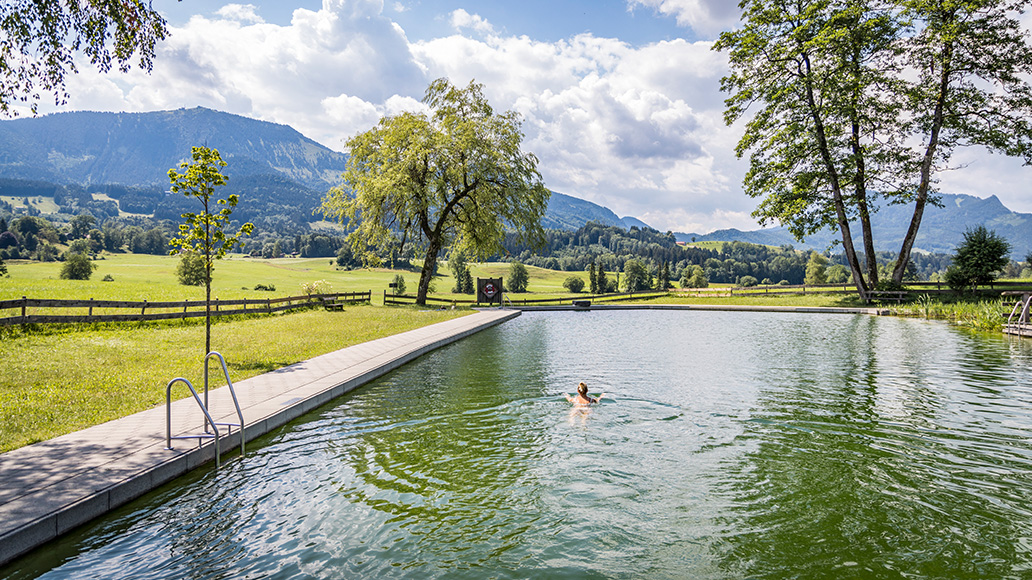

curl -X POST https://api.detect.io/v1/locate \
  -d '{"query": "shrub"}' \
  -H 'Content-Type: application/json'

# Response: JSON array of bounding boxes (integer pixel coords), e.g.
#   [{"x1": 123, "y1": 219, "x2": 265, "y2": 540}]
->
[
  {"x1": 60, "y1": 253, "x2": 97, "y2": 280},
  {"x1": 563, "y1": 276, "x2": 585, "y2": 293},
  {"x1": 253, "y1": 283, "x2": 276, "y2": 292},
  {"x1": 102, "y1": 274, "x2": 114, "y2": 282},
  {"x1": 391, "y1": 273, "x2": 406, "y2": 294},
  {"x1": 449, "y1": 248, "x2": 474, "y2": 294},
  {"x1": 176, "y1": 252, "x2": 209, "y2": 286},
  {"x1": 301, "y1": 280, "x2": 331, "y2": 296},
  {"x1": 947, "y1": 225, "x2": 1011, "y2": 291},
  {"x1": 739, "y1": 275, "x2": 758, "y2": 287},
  {"x1": 507, "y1": 261, "x2": 529, "y2": 293},
  {"x1": 680, "y1": 265, "x2": 708, "y2": 288}
]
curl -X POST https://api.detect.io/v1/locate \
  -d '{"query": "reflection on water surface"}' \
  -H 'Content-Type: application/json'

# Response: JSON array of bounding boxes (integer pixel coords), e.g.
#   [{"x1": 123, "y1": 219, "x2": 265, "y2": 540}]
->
[{"x1": 4, "y1": 311, "x2": 1032, "y2": 579}]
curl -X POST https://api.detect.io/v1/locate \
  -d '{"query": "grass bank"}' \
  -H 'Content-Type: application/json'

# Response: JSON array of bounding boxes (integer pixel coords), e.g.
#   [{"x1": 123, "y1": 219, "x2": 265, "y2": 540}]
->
[{"x1": 0, "y1": 305, "x2": 468, "y2": 453}]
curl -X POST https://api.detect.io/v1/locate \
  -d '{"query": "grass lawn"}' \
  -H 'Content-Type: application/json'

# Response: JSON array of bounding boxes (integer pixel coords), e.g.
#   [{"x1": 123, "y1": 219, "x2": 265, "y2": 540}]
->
[{"x1": 0, "y1": 305, "x2": 469, "y2": 453}]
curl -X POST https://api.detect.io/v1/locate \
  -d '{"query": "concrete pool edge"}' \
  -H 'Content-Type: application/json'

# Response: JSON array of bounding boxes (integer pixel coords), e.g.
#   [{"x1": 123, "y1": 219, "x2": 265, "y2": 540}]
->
[
  {"x1": 512, "y1": 304, "x2": 890, "y2": 315},
  {"x1": 0, "y1": 309, "x2": 520, "y2": 567}
]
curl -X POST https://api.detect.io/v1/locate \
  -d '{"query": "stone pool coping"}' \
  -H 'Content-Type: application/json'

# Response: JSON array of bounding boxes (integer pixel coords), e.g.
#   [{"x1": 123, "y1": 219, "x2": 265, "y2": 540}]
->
[{"x1": 0, "y1": 309, "x2": 520, "y2": 567}]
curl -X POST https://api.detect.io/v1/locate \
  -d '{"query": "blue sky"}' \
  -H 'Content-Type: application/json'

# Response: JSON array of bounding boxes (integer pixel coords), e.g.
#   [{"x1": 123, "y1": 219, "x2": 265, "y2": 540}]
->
[{"x1": 28, "y1": 0, "x2": 1032, "y2": 235}]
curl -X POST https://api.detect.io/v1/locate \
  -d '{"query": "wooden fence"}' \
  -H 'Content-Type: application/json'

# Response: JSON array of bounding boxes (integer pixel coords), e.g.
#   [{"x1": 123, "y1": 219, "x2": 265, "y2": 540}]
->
[
  {"x1": 383, "y1": 290, "x2": 669, "y2": 307},
  {"x1": 0, "y1": 291, "x2": 371, "y2": 326}
]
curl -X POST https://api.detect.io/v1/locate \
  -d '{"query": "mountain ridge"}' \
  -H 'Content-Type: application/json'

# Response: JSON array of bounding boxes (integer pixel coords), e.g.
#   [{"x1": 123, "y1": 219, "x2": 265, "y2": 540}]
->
[{"x1": 1, "y1": 107, "x2": 1028, "y2": 256}]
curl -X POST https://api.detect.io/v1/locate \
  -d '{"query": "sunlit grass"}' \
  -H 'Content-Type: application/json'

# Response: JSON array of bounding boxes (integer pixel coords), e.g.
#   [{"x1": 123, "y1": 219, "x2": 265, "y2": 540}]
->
[{"x1": 0, "y1": 305, "x2": 469, "y2": 453}]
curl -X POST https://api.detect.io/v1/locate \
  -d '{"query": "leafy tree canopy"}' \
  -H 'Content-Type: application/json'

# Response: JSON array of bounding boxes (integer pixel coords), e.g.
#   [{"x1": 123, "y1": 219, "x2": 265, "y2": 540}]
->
[
  {"x1": 714, "y1": 0, "x2": 1032, "y2": 292},
  {"x1": 945, "y1": 225, "x2": 1011, "y2": 291},
  {"x1": 323, "y1": 78, "x2": 550, "y2": 305},
  {"x1": 508, "y1": 261, "x2": 530, "y2": 293},
  {"x1": 59, "y1": 252, "x2": 96, "y2": 280},
  {"x1": 0, "y1": 1, "x2": 170, "y2": 116}
]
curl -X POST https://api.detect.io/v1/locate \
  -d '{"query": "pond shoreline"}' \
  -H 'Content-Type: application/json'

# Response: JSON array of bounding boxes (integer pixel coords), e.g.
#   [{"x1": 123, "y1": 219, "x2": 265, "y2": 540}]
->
[{"x1": 510, "y1": 303, "x2": 890, "y2": 315}]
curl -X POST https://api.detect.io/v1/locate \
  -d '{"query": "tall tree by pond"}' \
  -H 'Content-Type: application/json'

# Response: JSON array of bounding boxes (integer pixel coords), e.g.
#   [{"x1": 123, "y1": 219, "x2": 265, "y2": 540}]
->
[
  {"x1": 715, "y1": 0, "x2": 1032, "y2": 293},
  {"x1": 322, "y1": 78, "x2": 550, "y2": 306}
]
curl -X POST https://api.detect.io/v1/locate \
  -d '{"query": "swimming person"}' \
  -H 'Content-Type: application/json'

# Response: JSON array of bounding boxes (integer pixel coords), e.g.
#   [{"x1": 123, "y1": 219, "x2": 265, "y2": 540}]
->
[{"x1": 566, "y1": 382, "x2": 604, "y2": 406}]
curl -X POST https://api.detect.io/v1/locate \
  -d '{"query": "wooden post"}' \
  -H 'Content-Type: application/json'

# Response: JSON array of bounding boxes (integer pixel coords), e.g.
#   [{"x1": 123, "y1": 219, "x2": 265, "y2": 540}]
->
[
  {"x1": 141, "y1": 300, "x2": 147, "y2": 317},
  {"x1": 183, "y1": 299, "x2": 188, "y2": 320},
  {"x1": 89, "y1": 298, "x2": 94, "y2": 318},
  {"x1": 22, "y1": 296, "x2": 26, "y2": 320}
]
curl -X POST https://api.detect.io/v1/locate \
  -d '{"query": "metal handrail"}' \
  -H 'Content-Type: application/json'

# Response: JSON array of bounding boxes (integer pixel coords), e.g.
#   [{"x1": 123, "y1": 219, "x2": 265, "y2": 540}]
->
[
  {"x1": 204, "y1": 351, "x2": 246, "y2": 456},
  {"x1": 165, "y1": 377, "x2": 222, "y2": 469}
]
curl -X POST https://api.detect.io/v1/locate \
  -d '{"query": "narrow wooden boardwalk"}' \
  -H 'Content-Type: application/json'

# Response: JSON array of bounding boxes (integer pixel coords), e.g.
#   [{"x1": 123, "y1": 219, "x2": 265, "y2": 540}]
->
[{"x1": 0, "y1": 309, "x2": 520, "y2": 566}]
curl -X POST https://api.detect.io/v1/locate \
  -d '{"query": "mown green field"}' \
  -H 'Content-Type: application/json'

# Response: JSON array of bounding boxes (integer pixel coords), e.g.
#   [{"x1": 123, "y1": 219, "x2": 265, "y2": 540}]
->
[
  {"x1": 0, "y1": 254, "x2": 601, "y2": 301},
  {"x1": 0, "y1": 305, "x2": 469, "y2": 453}
]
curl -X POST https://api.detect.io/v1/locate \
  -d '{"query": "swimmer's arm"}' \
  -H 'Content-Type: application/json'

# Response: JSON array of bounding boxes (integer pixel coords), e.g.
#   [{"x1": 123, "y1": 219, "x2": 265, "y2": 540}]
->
[{"x1": 564, "y1": 394, "x2": 576, "y2": 402}]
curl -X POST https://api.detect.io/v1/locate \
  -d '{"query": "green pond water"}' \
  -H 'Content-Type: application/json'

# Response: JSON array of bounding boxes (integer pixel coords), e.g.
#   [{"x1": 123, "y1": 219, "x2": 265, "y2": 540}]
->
[{"x1": 3, "y1": 310, "x2": 1032, "y2": 579}]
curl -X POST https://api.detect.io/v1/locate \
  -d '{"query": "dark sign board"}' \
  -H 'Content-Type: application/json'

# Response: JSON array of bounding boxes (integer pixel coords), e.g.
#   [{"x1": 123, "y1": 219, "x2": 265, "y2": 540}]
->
[{"x1": 477, "y1": 277, "x2": 503, "y2": 305}]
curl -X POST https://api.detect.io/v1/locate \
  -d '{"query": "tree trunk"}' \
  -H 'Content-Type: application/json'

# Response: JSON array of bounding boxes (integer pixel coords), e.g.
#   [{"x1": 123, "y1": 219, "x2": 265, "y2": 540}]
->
[
  {"x1": 894, "y1": 36, "x2": 953, "y2": 284},
  {"x1": 852, "y1": 104, "x2": 878, "y2": 287},
  {"x1": 416, "y1": 238, "x2": 441, "y2": 306},
  {"x1": 801, "y1": 54, "x2": 868, "y2": 296}
]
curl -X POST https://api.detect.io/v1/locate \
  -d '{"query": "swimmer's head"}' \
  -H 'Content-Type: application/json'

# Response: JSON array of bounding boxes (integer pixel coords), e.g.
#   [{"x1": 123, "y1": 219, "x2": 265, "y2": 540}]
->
[{"x1": 577, "y1": 382, "x2": 588, "y2": 396}]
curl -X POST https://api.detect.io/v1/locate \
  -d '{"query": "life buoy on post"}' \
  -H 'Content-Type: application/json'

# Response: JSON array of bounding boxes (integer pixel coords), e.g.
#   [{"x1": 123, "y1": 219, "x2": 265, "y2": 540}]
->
[{"x1": 477, "y1": 277, "x2": 503, "y2": 305}]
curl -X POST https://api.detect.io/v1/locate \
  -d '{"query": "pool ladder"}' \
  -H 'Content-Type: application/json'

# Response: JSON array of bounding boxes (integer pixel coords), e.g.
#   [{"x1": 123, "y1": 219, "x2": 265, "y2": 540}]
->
[{"x1": 164, "y1": 351, "x2": 246, "y2": 468}]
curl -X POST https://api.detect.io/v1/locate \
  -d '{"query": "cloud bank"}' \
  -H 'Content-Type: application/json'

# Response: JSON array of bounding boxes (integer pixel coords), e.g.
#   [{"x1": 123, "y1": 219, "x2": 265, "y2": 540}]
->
[{"x1": 24, "y1": 0, "x2": 1032, "y2": 234}]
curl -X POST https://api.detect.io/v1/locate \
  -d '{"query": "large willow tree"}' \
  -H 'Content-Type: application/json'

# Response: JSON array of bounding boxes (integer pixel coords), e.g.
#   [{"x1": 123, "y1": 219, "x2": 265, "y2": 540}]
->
[
  {"x1": 322, "y1": 78, "x2": 550, "y2": 305},
  {"x1": 715, "y1": 0, "x2": 1032, "y2": 293}
]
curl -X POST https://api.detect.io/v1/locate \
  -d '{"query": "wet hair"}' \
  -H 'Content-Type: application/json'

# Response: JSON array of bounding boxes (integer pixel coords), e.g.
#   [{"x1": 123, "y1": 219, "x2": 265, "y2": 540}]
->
[{"x1": 577, "y1": 382, "x2": 588, "y2": 396}]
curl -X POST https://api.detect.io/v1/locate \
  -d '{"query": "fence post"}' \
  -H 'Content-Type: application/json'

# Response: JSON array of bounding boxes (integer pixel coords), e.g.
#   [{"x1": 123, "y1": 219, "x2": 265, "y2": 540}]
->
[
  {"x1": 183, "y1": 299, "x2": 188, "y2": 320},
  {"x1": 22, "y1": 296, "x2": 26, "y2": 321},
  {"x1": 142, "y1": 300, "x2": 147, "y2": 317},
  {"x1": 267, "y1": 298, "x2": 271, "y2": 313},
  {"x1": 89, "y1": 298, "x2": 94, "y2": 318}
]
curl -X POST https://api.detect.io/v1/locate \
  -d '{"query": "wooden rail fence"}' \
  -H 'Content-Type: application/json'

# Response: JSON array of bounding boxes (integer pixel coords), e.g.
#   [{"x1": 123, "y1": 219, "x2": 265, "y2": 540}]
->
[
  {"x1": 0, "y1": 291, "x2": 371, "y2": 326},
  {"x1": 383, "y1": 290, "x2": 668, "y2": 307}
]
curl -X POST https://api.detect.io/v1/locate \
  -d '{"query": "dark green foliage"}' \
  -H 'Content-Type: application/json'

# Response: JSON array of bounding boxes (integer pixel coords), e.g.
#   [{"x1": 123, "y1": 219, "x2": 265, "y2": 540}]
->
[
  {"x1": 738, "y1": 275, "x2": 758, "y2": 287},
  {"x1": 253, "y1": 283, "x2": 276, "y2": 291},
  {"x1": 69, "y1": 214, "x2": 96, "y2": 239},
  {"x1": 0, "y1": 256, "x2": 6, "y2": 276},
  {"x1": 128, "y1": 227, "x2": 168, "y2": 255},
  {"x1": 563, "y1": 276, "x2": 585, "y2": 293},
  {"x1": 946, "y1": 226, "x2": 1011, "y2": 292},
  {"x1": 59, "y1": 253, "x2": 96, "y2": 280},
  {"x1": 102, "y1": 274, "x2": 114, "y2": 281},
  {"x1": 508, "y1": 262, "x2": 529, "y2": 293},
  {"x1": 176, "y1": 252, "x2": 208, "y2": 286},
  {"x1": 336, "y1": 244, "x2": 360, "y2": 268},
  {"x1": 680, "y1": 265, "x2": 708, "y2": 288},
  {"x1": 656, "y1": 261, "x2": 671, "y2": 290},
  {"x1": 596, "y1": 266, "x2": 610, "y2": 293},
  {"x1": 804, "y1": 252, "x2": 829, "y2": 285},
  {"x1": 622, "y1": 259, "x2": 651, "y2": 292},
  {"x1": 391, "y1": 274, "x2": 406, "y2": 295},
  {"x1": 449, "y1": 248, "x2": 475, "y2": 294},
  {"x1": 587, "y1": 260, "x2": 598, "y2": 294}
]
